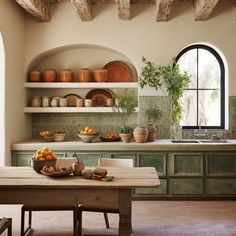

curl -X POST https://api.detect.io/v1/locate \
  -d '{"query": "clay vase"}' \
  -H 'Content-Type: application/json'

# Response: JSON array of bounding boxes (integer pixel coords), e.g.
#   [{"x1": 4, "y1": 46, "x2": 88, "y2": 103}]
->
[
  {"x1": 60, "y1": 69, "x2": 74, "y2": 82},
  {"x1": 94, "y1": 69, "x2": 108, "y2": 82},
  {"x1": 78, "y1": 69, "x2": 92, "y2": 82},
  {"x1": 145, "y1": 123, "x2": 157, "y2": 142},
  {"x1": 29, "y1": 70, "x2": 41, "y2": 82},
  {"x1": 119, "y1": 133, "x2": 132, "y2": 143},
  {"x1": 42, "y1": 69, "x2": 57, "y2": 82},
  {"x1": 133, "y1": 125, "x2": 148, "y2": 143},
  {"x1": 72, "y1": 160, "x2": 85, "y2": 176}
]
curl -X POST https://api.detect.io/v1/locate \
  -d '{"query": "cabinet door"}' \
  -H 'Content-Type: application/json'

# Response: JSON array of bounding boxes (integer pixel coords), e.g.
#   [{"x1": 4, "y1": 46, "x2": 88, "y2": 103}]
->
[
  {"x1": 12, "y1": 151, "x2": 66, "y2": 166},
  {"x1": 206, "y1": 153, "x2": 236, "y2": 177},
  {"x1": 207, "y1": 179, "x2": 236, "y2": 194},
  {"x1": 168, "y1": 153, "x2": 203, "y2": 176},
  {"x1": 169, "y1": 178, "x2": 204, "y2": 195},
  {"x1": 68, "y1": 152, "x2": 101, "y2": 166},
  {"x1": 135, "y1": 179, "x2": 167, "y2": 195},
  {"x1": 138, "y1": 153, "x2": 166, "y2": 177}
]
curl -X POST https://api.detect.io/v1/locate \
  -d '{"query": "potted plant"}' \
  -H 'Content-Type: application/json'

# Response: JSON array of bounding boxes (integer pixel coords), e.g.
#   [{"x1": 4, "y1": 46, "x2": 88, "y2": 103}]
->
[
  {"x1": 139, "y1": 57, "x2": 191, "y2": 140},
  {"x1": 112, "y1": 89, "x2": 137, "y2": 143},
  {"x1": 119, "y1": 126, "x2": 134, "y2": 143},
  {"x1": 144, "y1": 105, "x2": 162, "y2": 142}
]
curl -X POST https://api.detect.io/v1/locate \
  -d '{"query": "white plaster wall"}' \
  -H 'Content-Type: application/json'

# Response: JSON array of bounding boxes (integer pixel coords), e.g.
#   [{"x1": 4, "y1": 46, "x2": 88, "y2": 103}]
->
[
  {"x1": 25, "y1": 1, "x2": 236, "y2": 96},
  {"x1": 0, "y1": 0, "x2": 27, "y2": 165}
]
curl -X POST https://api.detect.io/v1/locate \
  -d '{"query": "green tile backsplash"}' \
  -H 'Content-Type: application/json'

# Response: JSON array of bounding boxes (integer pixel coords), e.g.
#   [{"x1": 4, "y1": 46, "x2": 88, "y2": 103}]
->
[{"x1": 32, "y1": 96, "x2": 236, "y2": 140}]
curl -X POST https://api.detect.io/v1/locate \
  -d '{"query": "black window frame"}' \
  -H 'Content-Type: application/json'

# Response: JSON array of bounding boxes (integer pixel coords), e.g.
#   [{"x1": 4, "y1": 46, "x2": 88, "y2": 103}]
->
[{"x1": 176, "y1": 44, "x2": 225, "y2": 130}]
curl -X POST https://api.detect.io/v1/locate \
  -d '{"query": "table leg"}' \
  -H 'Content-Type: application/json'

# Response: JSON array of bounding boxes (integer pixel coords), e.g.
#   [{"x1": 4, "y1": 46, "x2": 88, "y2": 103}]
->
[{"x1": 119, "y1": 189, "x2": 132, "y2": 236}]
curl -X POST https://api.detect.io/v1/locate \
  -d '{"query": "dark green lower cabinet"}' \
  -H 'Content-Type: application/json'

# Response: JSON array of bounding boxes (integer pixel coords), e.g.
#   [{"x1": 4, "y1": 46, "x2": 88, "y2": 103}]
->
[
  {"x1": 169, "y1": 178, "x2": 204, "y2": 194},
  {"x1": 138, "y1": 153, "x2": 166, "y2": 177},
  {"x1": 135, "y1": 179, "x2": 167, "y2": 195},
  {"x1": 207, "y1": 179, "x2": 236, "y2": 194}
]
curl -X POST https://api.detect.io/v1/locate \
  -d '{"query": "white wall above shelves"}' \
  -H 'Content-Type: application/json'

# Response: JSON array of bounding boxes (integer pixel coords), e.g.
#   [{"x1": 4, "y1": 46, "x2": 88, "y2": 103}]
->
[
  {"x1": 24, "y1": 107, "x2": 139, "y2": 113},
  {"x1": 24, "y1": 82, "x2": 138, "y2": 89}
]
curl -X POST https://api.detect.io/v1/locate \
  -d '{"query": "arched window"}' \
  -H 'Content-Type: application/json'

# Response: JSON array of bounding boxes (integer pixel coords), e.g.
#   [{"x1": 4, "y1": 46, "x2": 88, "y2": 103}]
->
[
  {"x1": 176, "y1": 44, "x2": 227, "y2": 130},
  {"x1": 0, "y1": 32, "x2": 5, "y2": 166}
]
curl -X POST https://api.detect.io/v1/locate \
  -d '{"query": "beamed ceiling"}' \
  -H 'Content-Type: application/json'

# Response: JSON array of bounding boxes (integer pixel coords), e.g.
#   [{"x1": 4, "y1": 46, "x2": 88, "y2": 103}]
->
[{"x1": 15, "y1": 0, "x2": 229, "y2": 22}]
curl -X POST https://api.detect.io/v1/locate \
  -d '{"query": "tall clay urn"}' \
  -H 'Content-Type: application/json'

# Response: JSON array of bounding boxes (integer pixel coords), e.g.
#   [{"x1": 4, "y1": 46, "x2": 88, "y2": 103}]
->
[
  {"x1": 145, "y1": 123, "x2": 157, "y2": 142},
  {"x1": 133, "y1": 125, "x2": 148, "y2": 143}
]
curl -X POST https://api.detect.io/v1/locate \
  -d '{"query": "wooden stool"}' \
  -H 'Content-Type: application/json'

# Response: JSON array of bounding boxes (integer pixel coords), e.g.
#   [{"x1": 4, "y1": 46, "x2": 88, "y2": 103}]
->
[
  {"x1": 21, "y1": 204, "x2": 82, "y2": 236},
  {"x1": 0, "y1": 217, "x2": 12, "y2": 236}
]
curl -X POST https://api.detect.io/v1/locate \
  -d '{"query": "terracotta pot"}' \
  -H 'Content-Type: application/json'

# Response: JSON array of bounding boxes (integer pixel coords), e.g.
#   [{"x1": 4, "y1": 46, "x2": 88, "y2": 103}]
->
[
  {"x1": 145, "y1": 123, "x2": 157, "y2": 142},
  {"x1": 119, "y1": 133, "x2": 132, "y2": 143},
  {"x1": 133, "y1": 125, "x2": 148, "y2": 143},
  {"x1": 94, "y1": 69, "x2": 108, "y2": 82},
  {"x1": 78, "y1": 69, "x2": 92, "y2": 82},
  {"x1": 42, "y1": 69, "x2": 57, "y2": 82},
  {"x1": 72, "y1": 161, "x2": 85, "y2": 176},
  {"x1": 60, "y1": 69, "x2": 73, "y2": 82},
  {"x1": 29, "y1": 70, "x2": 41, "y2": 82}
]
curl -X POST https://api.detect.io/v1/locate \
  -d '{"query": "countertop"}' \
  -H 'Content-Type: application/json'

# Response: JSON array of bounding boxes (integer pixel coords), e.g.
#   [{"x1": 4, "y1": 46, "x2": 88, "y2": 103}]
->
[{"x1": 11, "y1": 139, "x2": 236, "y2": 151}]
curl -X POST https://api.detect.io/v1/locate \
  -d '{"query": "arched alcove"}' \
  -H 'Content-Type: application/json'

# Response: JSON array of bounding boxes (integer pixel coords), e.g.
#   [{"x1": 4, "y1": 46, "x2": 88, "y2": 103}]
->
[
  {"x1": 0, "y1": 32, "x2": 5, "y2": 166},
  {"x1": 28, "y1": 44, "x2": 138, "y2": 81}
]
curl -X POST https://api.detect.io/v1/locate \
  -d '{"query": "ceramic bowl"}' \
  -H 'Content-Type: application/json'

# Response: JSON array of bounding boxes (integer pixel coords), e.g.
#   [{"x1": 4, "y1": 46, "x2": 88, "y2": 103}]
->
[
  {"x1": 77, "y1": 133, "x2": 99, "y2": 143},
  {"x1": 31, "y1": 159, "x2": 56, "y2": 173},
  {"x1": 54, "y1": 132, "x2": 66, "y2": 142}
]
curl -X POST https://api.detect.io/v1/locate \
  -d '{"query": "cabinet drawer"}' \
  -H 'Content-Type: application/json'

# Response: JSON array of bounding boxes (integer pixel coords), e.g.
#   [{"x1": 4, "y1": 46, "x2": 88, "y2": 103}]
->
[
  {"x1": 169, "y1": 178, "x2": 203, "y2": 194},
  {"x1": 207, "y1": 179, "x2": 236, "y2": 194},
  {"x1": 138, "y1": 153, "x2": 166, "y2": 176},
  {"x1": 168, "y1": 153, "x2": 203, "y2": 176},
  {"x1": 206, "y1": 153, "x2": 236, "y2": 177},
  {"x1": 135, "y1": 179, "x2": 167, "y2": 195},
  {"x1": 69, "y1": 152, "x2": 101, "y2": 166}
]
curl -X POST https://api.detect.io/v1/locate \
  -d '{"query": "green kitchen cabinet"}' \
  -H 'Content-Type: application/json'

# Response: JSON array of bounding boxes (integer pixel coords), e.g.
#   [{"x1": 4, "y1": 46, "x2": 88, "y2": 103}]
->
[
  {"x1": 207, "y1": 179, "x2": 236, "y2": 194},
  {"x1": 135, "y1": 179, "x2": 167, "y2": 195},
  {"x1": 169, "y1": 178, "x2": 204, "y2": 195},
  {"x1": 206, "y1": 153, "x2": 236, "y2": 176},
  {"x1": 138, "y1": 152, "x2": 166, "y2": 177},
  {"x1": 168, "y1": 153, "x2": 204, "y2": 177}
]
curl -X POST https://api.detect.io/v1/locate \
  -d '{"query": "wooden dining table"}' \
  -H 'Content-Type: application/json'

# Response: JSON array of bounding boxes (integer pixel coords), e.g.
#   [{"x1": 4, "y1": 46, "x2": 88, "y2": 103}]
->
[{"x1": 0, "y1": 166, "x2": 160, "y2": 236}]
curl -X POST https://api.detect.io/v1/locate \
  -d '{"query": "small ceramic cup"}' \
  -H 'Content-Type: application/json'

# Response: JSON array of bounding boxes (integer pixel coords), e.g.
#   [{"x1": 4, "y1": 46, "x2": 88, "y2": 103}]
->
[
  {"x1": 59, "y1": 98, "x2": 67, "y2": 107},
  {"x1": 84, "y1": 99, "x2": 92, "y2": 107},
  {"x1": 106, "y1": 98, "x2": 114, "y2": 107},
  {"x1": 76, "y1": 98, "x2": 84, "y2": 107}
]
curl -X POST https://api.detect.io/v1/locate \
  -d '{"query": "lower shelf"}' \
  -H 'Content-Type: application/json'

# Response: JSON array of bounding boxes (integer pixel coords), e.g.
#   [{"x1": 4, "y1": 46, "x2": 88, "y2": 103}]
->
[{"x1": 24, "y1": 107, "x2": 139, "y2": 113}]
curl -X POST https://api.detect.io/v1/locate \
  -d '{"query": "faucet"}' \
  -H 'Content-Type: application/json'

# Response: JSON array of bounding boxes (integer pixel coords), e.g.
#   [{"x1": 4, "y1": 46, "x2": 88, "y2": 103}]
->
[{"x1": 194, "y1": 117, "x2": 207, "y2": 139}]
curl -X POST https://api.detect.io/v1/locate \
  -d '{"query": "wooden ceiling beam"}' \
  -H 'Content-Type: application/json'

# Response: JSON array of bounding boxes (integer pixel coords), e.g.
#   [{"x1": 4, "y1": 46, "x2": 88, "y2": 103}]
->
[
  {"x1": 115, "y1": 0, "x2": 131, "y2": 20},
  {"x1": 16, "y1": 0, "x2": 51, "y2": 22},
  {"x1": 155, "y1": 0, "x2": 174, "y2": 22},
  {"x1": 70, "y1": 0, "x2": 92, "y2": 21},
  {"x1": 194, "y1": 0, "x2": 220, "y2": 21}
]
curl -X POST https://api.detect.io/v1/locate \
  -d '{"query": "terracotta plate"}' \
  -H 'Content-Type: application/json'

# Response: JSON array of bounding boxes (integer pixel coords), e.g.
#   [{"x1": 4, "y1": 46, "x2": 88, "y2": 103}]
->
[
  {"x1": 103, "y1": 61, "x2": 133, "y2": 82},
  {"x1": 85, "y1": 89, "x2": 114, "y2": 107},
  {"x1": 41, "y1": 170, "x2": 73, "y2": 177},
  {"x1": 100, "y1": 137, "x2": 121, "y2": 142},
  {"x1": 64, "y1": 94, "x2": 81, "y2": 107}
]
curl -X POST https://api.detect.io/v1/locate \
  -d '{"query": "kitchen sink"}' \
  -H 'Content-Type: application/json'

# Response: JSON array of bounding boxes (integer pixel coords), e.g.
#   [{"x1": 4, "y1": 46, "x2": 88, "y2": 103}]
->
[
  {"x1": 171, "y1": 140, "x2": 199, "y2": 143},
  {"x1": 198, "y1": 140, "x2": 231, "y2": 143}
]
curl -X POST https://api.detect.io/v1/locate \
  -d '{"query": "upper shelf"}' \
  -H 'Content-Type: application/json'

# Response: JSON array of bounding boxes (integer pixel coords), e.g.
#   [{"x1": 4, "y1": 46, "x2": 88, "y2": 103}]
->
[{"x1": 24, "y1": 82, "x2": 138, "y2": 89}]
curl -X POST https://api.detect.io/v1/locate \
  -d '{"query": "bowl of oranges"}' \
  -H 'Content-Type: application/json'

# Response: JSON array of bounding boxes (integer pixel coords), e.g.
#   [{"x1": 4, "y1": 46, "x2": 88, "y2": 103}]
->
[
  {"x1": 77, "y1": 127, "x2": 99, "y2": 143},
  {"x1": 39, "y1": 130, "x2": 54, "y2": 142},
  {"x1": 31, "y1": 147, "x2": 57, "y2": 173}
]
